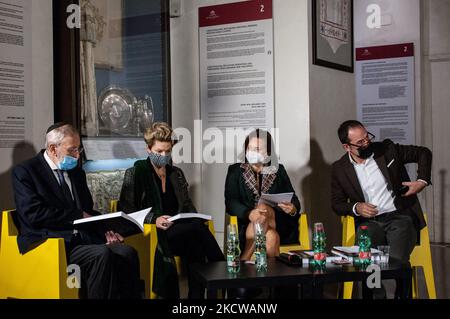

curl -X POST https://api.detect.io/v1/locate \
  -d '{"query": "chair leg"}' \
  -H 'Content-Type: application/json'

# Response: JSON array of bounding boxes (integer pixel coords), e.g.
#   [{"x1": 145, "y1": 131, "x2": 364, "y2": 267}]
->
[
  {"x1": 343, "y1": 281, "x2": 353, "y2": 299},
  {"x1": 423, "y1": 261, "x2": 437, "y2": 299},
  {"x1": 411, "y1": 267, "x2": 419, "y2": 299}
]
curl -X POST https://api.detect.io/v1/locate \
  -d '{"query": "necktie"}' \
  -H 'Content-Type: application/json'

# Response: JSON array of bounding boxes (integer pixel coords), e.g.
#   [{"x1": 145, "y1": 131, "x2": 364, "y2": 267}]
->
[{"x1": 56, "y1": 169, "x2": 75, "y2": 205}]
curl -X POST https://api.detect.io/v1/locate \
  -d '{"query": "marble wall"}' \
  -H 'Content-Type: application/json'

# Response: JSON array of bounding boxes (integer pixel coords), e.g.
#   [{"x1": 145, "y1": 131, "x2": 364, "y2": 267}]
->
[{"x1": 85, "y1": 170, "x2": 126, "y2": 213}]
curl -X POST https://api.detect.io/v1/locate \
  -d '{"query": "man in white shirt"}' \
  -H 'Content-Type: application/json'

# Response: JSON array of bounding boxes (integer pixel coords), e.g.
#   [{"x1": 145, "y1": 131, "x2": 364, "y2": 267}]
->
[
  {"x1": 331, "y1": 121, "x2": 432, "y2": 297},
  {"x1": 331, "y1": 120, "x2": 432, "y2": 296}
]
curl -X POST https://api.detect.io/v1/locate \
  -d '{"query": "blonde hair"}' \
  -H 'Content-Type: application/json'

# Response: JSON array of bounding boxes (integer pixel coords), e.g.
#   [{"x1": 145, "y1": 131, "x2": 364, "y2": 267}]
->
[{"x1": 144, "y1": 122, "x2": 176, "y2": 148}]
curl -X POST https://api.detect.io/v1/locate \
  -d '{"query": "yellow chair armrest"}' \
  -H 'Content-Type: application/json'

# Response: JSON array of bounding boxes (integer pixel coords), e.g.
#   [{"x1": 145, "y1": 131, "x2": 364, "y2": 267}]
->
[
  {"x1": 299, "y1": 213, "x2": 311, "y2": 250},
  {"x1": 110, "y1": 199, "x2": 119, "y2": 213},
  {"x1": 341, "y1": 215, "x2": 356, "y2": 246}
]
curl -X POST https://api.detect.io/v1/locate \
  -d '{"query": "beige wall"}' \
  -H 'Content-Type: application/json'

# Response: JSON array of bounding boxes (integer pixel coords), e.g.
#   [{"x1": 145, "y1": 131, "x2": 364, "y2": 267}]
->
[
  {"x1": 0, "y1": 0, "x2": 53, "y2": 211},
  {"x1": 308, "y1": 0, "x2": 429, "y2": 247},
  {"x1": 2, "y1": 0, "x2": 448, "y2": 245},
  {"x1": 422, "y1": 0, "x2": 450, "y2": 243},
  {"x1": 170, "y1": 0, "x2": 311, "y2": 247}
]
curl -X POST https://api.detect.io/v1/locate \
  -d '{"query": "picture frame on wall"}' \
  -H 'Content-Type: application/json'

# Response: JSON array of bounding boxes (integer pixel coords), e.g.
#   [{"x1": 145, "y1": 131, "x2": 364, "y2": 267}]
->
[{"x1": 312, "y1": 0, "x2": 354, "y2": 73}]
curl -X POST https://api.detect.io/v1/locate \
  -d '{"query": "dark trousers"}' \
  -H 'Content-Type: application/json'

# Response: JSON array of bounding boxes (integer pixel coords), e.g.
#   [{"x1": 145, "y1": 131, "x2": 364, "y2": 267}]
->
[
  {"x1": 357, "y1": 212, "x2": 417, "y2": 264},
  {"x1": 167, "y1": 219, "x2": 224, "y2": 298},
  {"x1": 69, "y1": 243, "x2": 141, "y2": 299},
  {"x1": 357, "y1": 212, "x2": 417, "y2": 298}
]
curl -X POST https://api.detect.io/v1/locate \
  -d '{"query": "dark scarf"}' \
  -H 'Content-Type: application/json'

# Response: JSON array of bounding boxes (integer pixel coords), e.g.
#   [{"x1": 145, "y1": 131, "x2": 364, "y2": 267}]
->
[{"x1": 134, "y1": 160, "x2": 180, "y2": 299}]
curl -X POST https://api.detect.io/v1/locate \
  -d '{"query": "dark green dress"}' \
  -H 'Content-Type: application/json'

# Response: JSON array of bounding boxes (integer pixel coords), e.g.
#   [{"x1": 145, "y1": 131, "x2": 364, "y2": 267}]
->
[
  {"x1": 224, "y1": 163, "x2": 301, "y2": 248},
  {"x1": 119, "y1": 159, "x2": 196, "y2": 299}
]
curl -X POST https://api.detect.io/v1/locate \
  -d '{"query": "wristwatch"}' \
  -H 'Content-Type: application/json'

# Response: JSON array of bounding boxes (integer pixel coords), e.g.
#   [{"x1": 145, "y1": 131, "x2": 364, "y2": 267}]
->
[{"x1": 288, "y1": 207, "x2": 297, "y2": 217}]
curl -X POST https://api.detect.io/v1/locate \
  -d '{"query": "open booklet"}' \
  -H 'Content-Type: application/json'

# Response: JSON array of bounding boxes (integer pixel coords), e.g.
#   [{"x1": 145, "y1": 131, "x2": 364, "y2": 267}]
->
[
  {"x1": 331, "y1": 246, "x2": 382, "y2": 261},
  {"x1": 73, "y1": 207, "x2": 152, "y2": 238},
  {"x1": 257, "y1": 192, "x2": 293, "y2": 207},
  {"x1": 167, "y1": 213, "x2": 212, "y2": 222},
  {"x1": 281, "y1": 250, "x2": 350, "y2": 265}
]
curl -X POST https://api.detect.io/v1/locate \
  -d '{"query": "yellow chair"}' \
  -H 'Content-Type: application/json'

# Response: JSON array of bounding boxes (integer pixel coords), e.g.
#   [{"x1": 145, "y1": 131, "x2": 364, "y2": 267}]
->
[
  {"x1": 339, "y1": 215, "x2": 356, "y2": 299},
  {"x1": 110, "y1": 200, "x2": 157, "y2": 299},
  {"x1": 340, "y1": 214, "x2": 437, "y2": 299},
  {"x1": 410, "y1": 214, "x2": 437, "y2": 299},
  {"x1": 227, "y1": 213, "x2": 311, "y2": 253},
  {"x1": 0, "y1": 210, "x2": 79, "y2": 299},
  {"x1": 110, "y1": 199, "x2": 217, "y2": 299}
]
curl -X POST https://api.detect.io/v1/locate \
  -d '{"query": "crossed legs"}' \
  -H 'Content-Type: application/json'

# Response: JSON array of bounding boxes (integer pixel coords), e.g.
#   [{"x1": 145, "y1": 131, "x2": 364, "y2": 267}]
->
[{"x1": 241, "y1": 204, "x2": 280, "y2": 260}]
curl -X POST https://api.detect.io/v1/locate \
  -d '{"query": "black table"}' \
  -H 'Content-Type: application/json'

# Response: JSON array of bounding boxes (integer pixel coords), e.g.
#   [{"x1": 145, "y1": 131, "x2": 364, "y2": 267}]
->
[{"x1": 191, "y1": 258, "x2": 412, "y2": 299}]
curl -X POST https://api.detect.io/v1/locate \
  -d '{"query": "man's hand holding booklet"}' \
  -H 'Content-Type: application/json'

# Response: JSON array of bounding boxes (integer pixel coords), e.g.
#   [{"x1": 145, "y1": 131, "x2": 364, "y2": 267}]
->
[{"x1": 73, "y1": 207, "x2": 152, "y2": 238}]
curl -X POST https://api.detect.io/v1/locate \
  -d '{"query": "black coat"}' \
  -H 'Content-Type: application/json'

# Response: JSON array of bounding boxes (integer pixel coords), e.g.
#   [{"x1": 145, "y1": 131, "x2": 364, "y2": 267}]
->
[
  {"x1": 331, "y1": 139, "x2": 432, "y2": 231},
  {"x1": 11, "y1": 150, "x2": 99, "y2": 254}
]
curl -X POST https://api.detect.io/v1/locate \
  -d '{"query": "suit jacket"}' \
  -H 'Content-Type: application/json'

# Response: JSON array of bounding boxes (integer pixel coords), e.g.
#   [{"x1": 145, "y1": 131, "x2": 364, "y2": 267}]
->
[
  {"x1": 331, "y1": 139, "x2": 432, "y2": 231},
  {"x1": 12, "y1": 150, "x2": 99, "y2": 254}
]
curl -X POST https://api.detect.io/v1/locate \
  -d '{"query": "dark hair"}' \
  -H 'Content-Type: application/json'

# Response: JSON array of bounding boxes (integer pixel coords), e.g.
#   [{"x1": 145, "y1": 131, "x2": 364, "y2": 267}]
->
[
  {"x1": 243, "y1": 129, "x2": 275, "y2": 163},
  {"x1": 46, "y1": 122, "x2": 70, "y2": 134},
  {"x1": 338, "y1": 120, "x2": 365, "y2": 144}
]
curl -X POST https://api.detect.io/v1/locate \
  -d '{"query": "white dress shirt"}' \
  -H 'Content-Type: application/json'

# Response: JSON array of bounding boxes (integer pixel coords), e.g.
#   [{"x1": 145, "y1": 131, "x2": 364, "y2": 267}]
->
[
  {"x1": 349, "y1": 153, "x2": 397, "y2": 217},
  {"x1": 44, "y1": 150, "x2": 74, "y2": 200}
]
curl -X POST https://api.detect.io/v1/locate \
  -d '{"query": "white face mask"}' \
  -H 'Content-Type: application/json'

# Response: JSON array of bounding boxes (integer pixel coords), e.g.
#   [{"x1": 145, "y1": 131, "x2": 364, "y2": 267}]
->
[{"x1": 246, "y1": 151, "x2": 268, "y2": 164}]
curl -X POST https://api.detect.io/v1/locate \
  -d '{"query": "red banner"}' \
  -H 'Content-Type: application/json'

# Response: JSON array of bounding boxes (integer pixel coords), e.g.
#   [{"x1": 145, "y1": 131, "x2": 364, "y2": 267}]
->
[
  {"x1": 356, "y1": 43, "x2": 414, "y2": 61},
  {"x1": 199, "y1": 0, "x2": 272, "y2": 28}
]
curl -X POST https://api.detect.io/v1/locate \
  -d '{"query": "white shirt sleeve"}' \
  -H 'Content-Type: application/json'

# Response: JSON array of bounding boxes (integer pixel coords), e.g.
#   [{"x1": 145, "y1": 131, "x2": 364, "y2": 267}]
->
[
  {"x1": 417, "y1": 179, "x2": 428, "y2": 186},
  {"x1": 352, "y1": 202, "x2": 361, "y2": 216}
]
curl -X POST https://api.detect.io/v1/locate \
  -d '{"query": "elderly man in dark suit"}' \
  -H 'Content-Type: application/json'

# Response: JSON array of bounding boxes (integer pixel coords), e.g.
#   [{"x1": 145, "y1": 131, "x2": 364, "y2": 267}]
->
[
  {"x1": 331, "y1": 120, "x2": 432, "y2": 263},
  {"x1": 12, "y1": 123, "x2": 142, "y2": 299}
]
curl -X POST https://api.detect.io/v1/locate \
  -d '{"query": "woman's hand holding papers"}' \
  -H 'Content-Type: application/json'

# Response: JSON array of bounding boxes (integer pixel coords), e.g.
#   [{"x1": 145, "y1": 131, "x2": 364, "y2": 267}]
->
[
  {"x1": 156, "y1": 215, "x2": 174, "y2": 230},
  {"x1": 278, "y1": 202, "x2": 296, "y2": 216}
]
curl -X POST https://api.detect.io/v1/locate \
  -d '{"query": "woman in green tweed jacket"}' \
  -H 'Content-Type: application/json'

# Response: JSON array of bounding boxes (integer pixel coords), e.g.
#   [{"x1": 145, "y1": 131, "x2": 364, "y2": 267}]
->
[
  {"x1": 225, "y1": 129, "x2": 301, "y2": 260},
  {"x1": 119, "y1": 122, "x2": 224, "y2": 299}
]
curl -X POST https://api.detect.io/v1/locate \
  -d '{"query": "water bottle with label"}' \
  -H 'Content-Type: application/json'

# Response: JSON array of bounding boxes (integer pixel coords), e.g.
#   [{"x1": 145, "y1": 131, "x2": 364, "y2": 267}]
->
[
  {"x1": 253, "y1": 221, "x2": 267, "y2": 272},
  {"x1": 312, "y1": 222, "x2": 327, "y2": 267},
  {"x1": 356, "y1": 225, "x2": 372, "y2": 267},
  {"x1": 226, "y1": 224, "x2": 241, "y2": 273}
]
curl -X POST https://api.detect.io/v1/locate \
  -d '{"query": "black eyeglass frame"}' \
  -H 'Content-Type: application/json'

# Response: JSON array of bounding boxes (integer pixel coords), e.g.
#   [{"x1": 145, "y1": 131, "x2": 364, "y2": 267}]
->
[{"x1": 346, "y1": 132, "x2": 375, "y2": 148}]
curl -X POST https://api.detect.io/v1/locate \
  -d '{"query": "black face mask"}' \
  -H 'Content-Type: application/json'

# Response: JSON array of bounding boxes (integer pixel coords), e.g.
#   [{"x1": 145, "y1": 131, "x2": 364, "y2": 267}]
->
[{"x1": 357, "y1": 143, "x2": 374, "y2": 159}]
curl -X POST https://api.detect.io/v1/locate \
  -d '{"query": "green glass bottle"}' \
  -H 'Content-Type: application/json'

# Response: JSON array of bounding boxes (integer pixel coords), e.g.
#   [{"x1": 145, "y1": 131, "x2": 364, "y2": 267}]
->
[
  {"x1": 312, "y1": 222, "x2": 326, "y2": 267},
  {"x1": 357, "y1": 226, "x2": 372, "y2": 267},
  {"x1": 226, "y1": 224, "x2": 241, "y2": 273}
]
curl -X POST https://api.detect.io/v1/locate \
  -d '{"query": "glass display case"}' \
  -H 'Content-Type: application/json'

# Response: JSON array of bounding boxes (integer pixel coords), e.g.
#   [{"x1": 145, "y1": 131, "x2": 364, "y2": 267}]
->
[{"x1": 79, "y1": 0, "x2": 170, "y2": 139}]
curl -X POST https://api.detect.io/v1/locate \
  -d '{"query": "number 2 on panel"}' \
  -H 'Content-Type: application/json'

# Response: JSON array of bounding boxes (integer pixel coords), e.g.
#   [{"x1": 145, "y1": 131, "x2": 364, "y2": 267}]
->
[{"x1": 260, "y1": 4, "x2": 265, "y2": 13}]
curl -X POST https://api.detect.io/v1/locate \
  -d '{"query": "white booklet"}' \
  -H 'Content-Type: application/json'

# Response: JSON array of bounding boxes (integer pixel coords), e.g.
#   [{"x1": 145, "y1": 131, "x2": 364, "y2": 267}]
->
[
  {"x1": 332, "y1": 246, "x2": 382, "y2": 258},
  {"x1": 167, "y1": 213, "x2": 212, "y2": 222},
  {"x1": 73, "y1": 207, "x2": 152, "y2": 237},
  {"x1": 283, "y1": 250, "x2": 350, "y2": 265},
  {"x1": 257, "y1": 192, "x2": 294, "y2": 207}
]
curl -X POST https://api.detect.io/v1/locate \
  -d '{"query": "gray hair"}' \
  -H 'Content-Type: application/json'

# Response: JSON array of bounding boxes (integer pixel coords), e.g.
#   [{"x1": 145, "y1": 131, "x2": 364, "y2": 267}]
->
[{"x1": 45, "y1": 124, "x2": 79, "y2": 149}]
